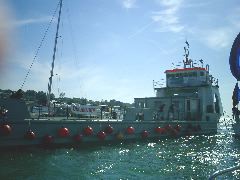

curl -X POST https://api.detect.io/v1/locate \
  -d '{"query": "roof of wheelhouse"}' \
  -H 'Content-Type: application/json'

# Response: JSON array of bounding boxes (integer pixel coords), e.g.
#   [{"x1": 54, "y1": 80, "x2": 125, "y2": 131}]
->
[{"x1": 165, "y1": 67, "x2": 206, "y2": 73}]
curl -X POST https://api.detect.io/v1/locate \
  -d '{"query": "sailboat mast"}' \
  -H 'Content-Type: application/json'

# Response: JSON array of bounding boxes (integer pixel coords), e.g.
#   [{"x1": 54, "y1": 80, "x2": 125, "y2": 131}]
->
[{"x1": 47, "y1": 0, "x2": 63, "y2": 113}]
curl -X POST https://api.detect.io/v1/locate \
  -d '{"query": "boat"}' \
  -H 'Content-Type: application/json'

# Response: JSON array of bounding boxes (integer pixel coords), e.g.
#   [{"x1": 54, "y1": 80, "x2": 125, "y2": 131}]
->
[
  {"x1": 229, "y1": 32, "x2": 240, "y2": 138},
  {"x1": 0, "y1": 0, "x2": 223, "y2": 148}
]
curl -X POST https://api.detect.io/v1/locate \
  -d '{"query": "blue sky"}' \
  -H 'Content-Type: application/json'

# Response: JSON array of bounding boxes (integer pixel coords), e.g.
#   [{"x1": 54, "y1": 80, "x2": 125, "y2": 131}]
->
[{"x1": 0, "y1": 0, "x2": 240, "y2": 114}]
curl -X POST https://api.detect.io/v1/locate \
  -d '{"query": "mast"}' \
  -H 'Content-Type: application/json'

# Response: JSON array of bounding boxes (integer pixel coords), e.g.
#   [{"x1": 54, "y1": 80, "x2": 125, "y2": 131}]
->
[{"x1": 47, "y1": 0, "x2": 63, "y2": 114}]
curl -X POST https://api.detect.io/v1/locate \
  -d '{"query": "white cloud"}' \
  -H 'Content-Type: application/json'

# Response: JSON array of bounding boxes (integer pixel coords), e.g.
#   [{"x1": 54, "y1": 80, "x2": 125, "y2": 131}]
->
[
  {"x1": 122, "y1": 0, "x2": 137, "y2": 9},
  {"x1": 199, "y1": 28, "x2": 234, "y2": 50},
  {"x1": 12, "y1": 16, "x2": 53, "y2": 27},
  {"x1": 156, "y1": 0, "x2": 182, "y2": 7},
  {"x1": 151, "y1": 0, "x2": 184, "y2": 33},
  {"x1": 185, "y1": 5, "x2": 240, "y2": 50}
]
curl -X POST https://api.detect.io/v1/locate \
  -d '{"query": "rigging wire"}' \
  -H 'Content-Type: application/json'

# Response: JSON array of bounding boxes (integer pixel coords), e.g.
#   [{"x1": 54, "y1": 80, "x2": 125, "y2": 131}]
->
[{"x1": 20, "y1": 0, "x2": 61, "y2": 90}]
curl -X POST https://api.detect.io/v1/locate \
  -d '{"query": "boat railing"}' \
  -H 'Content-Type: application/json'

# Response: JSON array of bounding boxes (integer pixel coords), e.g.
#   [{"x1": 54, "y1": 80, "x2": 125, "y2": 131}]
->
[{"x1": 208, "y1": 165, "x2": 240, "y2": 180}]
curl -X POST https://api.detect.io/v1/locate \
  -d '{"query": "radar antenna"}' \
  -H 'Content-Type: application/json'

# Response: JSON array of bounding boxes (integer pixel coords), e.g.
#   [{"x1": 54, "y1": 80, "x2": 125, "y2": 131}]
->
[{"x1": 183, "y1": 41, "x2": 192, "y2": 68}]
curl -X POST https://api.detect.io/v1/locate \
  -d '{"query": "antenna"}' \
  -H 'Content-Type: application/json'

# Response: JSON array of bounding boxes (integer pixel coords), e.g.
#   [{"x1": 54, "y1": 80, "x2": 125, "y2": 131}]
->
[
  {"x1": 199, "y1": 59, "x2": 204, "y2": 68},
  {"x1": 183, "y1": 41, "x2": 191, "y2": 68}
]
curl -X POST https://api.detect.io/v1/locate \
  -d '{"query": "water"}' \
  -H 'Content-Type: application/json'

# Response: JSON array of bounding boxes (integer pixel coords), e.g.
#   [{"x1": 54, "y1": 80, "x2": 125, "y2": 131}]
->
[{"x1": 0, "y1": 121, "x2": 240, "y2": 180}]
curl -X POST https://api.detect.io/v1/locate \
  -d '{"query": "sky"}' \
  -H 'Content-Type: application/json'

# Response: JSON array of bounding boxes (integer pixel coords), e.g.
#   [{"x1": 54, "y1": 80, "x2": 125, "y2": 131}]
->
[{"x1": 0, "y1": 0, "x2": 240, "y2": 114}]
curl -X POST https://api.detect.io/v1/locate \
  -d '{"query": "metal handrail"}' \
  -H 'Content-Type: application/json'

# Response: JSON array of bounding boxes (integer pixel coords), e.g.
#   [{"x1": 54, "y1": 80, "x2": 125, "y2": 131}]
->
[{"x1": 209, "y1": 165, "x2": 240, "y2": 180}]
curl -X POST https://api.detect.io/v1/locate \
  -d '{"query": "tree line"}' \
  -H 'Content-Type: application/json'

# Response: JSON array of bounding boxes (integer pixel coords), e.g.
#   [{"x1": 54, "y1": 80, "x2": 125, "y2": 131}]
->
[{"x1": 0, "y1": 89, "x2": 132, "y2": 107}]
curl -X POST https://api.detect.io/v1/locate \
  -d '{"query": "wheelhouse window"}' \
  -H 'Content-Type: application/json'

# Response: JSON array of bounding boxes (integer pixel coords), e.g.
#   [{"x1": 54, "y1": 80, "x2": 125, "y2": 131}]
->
[
  {"x1": 206, "y1": 105, "x2": 214, "y2": 113},
  {"x1": 186, "y1": 100, "x2": 190, "y2": 111}
]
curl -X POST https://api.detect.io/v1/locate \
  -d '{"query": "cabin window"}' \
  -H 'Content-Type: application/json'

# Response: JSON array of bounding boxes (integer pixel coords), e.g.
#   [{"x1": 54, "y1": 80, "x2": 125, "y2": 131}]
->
[
  {"x1": 214, "y1": 94, "x2": 220, "y2": 113},
  {"x1": 154, "y1": 101, "x2": 165, "y2": 112},
  {"x1": 206, "y1": 105, "x2": 214, "y2": 113},
  {"x1": 159, "y1": 104, "x2": 165, "y2": 112},
  {"x1": 189, "y1": 72, "x2": 194, "y2": 77},
  {"x1": 188, "y1": 72, "x2": 197, "y2": 77},
  {"x1": 173, "y1": 101, "x2": 179, "y2": 110},
  {"x1": 186, "y1": 100, "x2": 190, "y2": 111},
  {"x1": 200, "y1": 71, "x2": 204, "y2": 76}
]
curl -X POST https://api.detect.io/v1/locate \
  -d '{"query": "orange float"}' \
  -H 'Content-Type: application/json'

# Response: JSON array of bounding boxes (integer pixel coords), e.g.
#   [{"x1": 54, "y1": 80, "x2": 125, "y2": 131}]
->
[
  {"x1": 105, "y1": 125, "x2": 114, "y2": 134},
  {"x1": 175, "y1": 124, "x2": 181, "y2": 131},
  {"x1": 165, "y1": 124, "x2": 172, "y2": 131},
  {"x1": 126, "y1": 126, "x2": 135, "y2": 134},
  {"x1": 84, "y1": 126, "x2": 93, "y2": 136},
  {"x1": 141, "y1": 130, "x2": 149, "y2": 138},
  {"x1": 97, "y1": 131, "x2": 106, "y2": 140},
  {"x1": 74, "y1": 133, "x2": 83, "y2": 142},
  {"x1": 0, "y1": 124, "x2": 12, "y2": 136},
  {"x1": 58, "y1": 127, "x2": 70, "y2": 137},
  {"x1": 155, "y1": 127, "x2": 165, "y2": 134},
  {"x1": 25, "y1": 129, "x2": 36, "y2": 140},
  {"x1": 43, "y1": 135, "x2": 54, "y2": 144}
]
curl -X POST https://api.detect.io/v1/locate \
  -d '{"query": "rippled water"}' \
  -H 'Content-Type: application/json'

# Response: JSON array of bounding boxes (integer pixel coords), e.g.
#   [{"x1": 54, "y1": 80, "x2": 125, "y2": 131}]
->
[{"x1": 0, "y1": 121, "x2": 240, "y2": 180}]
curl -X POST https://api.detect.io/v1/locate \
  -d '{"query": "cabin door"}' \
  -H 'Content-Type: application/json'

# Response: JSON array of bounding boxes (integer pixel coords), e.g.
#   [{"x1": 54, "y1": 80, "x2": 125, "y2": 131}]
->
[{"x1": 185, "y1": 99, "x2": 200, "y2": 121}]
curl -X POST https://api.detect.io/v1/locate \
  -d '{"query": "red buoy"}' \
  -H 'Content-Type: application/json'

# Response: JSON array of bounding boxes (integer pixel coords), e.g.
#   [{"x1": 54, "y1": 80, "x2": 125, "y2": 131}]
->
[
  {"x1": 97, "y1": 131, "x2": 106, "y2": 140},
  {"x1": 141, "y1": 130, "x2": 149, "y2": 138},
  {"x1": 105, "y1": 125, "x2": 114, "y2": 134},
  {"x1": 175, "y1": 124, "x2": 181, "y2": 131},
  {"x1": 155, "y1": 127, "x2": 165, "y2": 134},
  {"x1": 84, "y1": 126, "x2": 93, "y2": 136},
  {"x1": 165, "y1": 124, "x2": 172, "y2": 131},
  {"x1": 126, "y1": 126, "x2": 135, "y2": 134},
  {"x1": 74, "y1": 133, "x2": 83, "y2": 142},
  {"x1": 25, "y1": 130, "x2": 36, "y2": 140},
  {"x1": 1, "y1": 124, "x2": 12, "y2": 136},
  {"x1": 58, "y1": 127, "x2": 70, "y2": 137},
  {"x1": 43, "y1": 135, "x2": 53, "y2": 144}
]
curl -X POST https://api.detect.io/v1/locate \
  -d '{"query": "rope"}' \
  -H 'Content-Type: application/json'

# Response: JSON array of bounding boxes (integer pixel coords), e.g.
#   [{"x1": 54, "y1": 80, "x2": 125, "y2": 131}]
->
[{"x1": 20, "y1": 0, "x2": 61, "y2": 90}]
